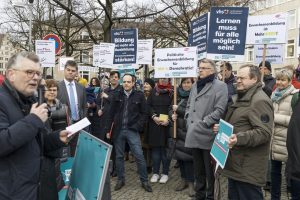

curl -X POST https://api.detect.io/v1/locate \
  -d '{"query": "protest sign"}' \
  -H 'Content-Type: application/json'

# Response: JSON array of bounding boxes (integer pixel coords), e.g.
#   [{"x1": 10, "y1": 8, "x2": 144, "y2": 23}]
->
[
  {"x1": 35, "y1": 40, "x2": 56, "y2": 67},
  {"x1": 111, "y1": 28, "x2": 138, "y2": 65},
  {"x1": 112, "y1": 64, "x2": 138, "y2": 70},
  {"x1": 189, "y1": 13, "x2": 209, "y2": 60},
  {"x1": 59, "y1": 57, "x2": 74, "y2": 71},
  {"x1": 210, "y1": 119, "x2": 233, "y2": 170},
  {"x1": 246, "y1": 13, "x2": 287, "y2": 44},
  {"x1": 96, "y1": 43, "x2": 115, "y2": 68},
  {"x1": 254, "y1": 44, "x2": 284, "y2": 64},
  {"x1": 206, "y1": 7, "x2": 249, "y2": 61},
  {"x1": 154, "y1": 47, "x2": 197, "y2": 78},
  {"x1": 93, "y1": 45, "x2": 101, "y2": 67},
  {"x1": 137, "y1": 39, "x2": 153, "y2": 64}
]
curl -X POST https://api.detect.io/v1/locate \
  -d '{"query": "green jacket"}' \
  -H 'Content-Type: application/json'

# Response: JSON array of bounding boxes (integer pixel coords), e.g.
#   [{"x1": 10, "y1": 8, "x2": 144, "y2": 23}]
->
[{"x1": 221, "y1": 83, "x2": 274, "y2": 186}]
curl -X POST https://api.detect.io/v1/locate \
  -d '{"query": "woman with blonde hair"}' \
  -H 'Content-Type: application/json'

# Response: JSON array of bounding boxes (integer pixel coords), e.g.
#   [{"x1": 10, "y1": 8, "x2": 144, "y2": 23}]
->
[{"x1": 270, "y1": 69, "x2": 299, "y2": 200}]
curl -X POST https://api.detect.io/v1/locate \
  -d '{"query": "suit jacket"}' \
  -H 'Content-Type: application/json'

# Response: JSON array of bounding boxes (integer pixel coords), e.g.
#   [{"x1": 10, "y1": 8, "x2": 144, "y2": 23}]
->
[{"x1": 57, "y1": 80, "x2": 87, "y2": 120}]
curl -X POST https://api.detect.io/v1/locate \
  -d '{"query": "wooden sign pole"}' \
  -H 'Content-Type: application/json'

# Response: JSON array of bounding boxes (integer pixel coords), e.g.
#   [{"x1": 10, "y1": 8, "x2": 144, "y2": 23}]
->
[
  {"x1": 173, "y1": 78, "x2": 177, "y2": 139},
  {"x1": 261, "y1": 44, "x2": 267, "y2": 82}
]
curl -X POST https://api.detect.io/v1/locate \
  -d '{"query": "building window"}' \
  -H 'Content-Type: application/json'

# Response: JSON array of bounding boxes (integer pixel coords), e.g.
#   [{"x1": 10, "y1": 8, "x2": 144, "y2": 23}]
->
[
  {"x1": 0, "y1": 63, "x2": 3, "y2": 68},
  {"x1": 80, "y1": 31, "x2": 90, "y2": 42},
  {"x1": 5, "y1": 58, "x2": 8, "y2": 61},
  {"x1": 81, "y1": 51, "x2": 89, "y2": 64},
  {"x1": 246, "y1": 46, "x2": 254, "y2": 62},
  {"x1": 286, "y1": 39, "x2": 295, "y2": 58},
  {"x1": 0, "y1": 57, "x2": 3, "y2": 60},
  {"x1": 287, "y1": 10, "x2": 296, "y2": 29}
]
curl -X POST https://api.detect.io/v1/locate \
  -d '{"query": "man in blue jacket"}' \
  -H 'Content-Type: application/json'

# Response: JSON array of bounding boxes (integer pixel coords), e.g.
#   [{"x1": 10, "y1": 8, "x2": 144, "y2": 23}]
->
[{"x1": 0, "y1": 51, "x2": 68, "y2": 200}]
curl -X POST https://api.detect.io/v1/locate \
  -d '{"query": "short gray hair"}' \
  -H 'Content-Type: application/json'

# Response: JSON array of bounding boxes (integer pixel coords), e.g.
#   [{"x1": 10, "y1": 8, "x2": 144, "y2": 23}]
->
[
  {"x1": 199, "y1": 58, "x2": 217, "y2": 73},
  {"x1": 275, "y1": 69, "x2": 293, "y2": 81},
  {"x1": 7, "y1": 51, "x2": 39, "y2": 70}
]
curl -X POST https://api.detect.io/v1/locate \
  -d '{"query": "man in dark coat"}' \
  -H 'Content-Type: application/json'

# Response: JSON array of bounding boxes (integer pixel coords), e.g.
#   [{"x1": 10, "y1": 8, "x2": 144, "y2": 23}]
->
[
  {"x1": 221, "y1": 64, "x2": 274, "y2": 200},
  {"x1": 0, "y1": 51, "x2": 68, "y2": 200},
  {"x1": 220, "y1": 62, "x2": 236, "y2": 102},
  {"x1": 259, "y1": 61, "x2": 276, "y2": 97},
  {"x1": 105, "y1": 74, "x2": 152, "y2": 192},
  {"x1": 287, "y1": 91, "x2": 300, "y2": 199}
]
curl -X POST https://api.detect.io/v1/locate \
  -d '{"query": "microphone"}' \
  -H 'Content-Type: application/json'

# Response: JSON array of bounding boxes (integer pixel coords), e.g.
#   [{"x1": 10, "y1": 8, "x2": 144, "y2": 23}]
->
[{"x1": 37, "y1": 85, "x2": 45, "y2": 105}]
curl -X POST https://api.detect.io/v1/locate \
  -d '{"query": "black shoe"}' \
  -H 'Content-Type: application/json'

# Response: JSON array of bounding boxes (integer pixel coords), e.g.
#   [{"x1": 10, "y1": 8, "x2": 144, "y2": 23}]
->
[
  {"x1": 141, "y1": 182, "x2": 153, "y2": 192},
  {"x1": 111, "y1": 170, "x2": 117, "y2": 177},
  {"x1": 114, "y1": 180, "x2": 125, "y2": 191},
  {"x1": 147, "y1": 167, "x2": 152, "y2": 174},
  {"x1": 263, "y1": 181, "x2": 271, "y2": 191},
  {"x1": 174, "y1": 161, "x2": 180, "y2": 168}
]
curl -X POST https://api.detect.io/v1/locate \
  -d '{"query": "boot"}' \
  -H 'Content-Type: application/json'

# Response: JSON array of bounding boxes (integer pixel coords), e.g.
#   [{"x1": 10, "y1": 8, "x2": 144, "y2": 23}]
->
[
  {"x1": 188, "y1": 182, "x2": 195, "y2": 197},
  {"x1": 175, "y1": 179, "x2": 188, "y2": 191}
]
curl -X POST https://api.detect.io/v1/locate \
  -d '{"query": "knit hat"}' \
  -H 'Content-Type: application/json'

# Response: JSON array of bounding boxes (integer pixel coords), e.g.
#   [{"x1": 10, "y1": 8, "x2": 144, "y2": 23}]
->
[
  {"x1": 259, "y1": 61, "x2": 272, "y2": 72},
  {"x1": 144, "y1": 78, "x2": 155, "y2": 89}
]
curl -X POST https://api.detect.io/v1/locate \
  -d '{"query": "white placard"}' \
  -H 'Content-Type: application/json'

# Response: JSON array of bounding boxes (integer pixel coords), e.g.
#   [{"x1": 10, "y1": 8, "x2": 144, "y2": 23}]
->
[
  {"x1": 99, "y1": 43, "x2": 115, "y2": 68},
  {"x1": 59, "y1": 57, "x2": 74, "y2": 71},
  {"x1": 246, "y1": 13, "x2": 287, "y2": 44},
  {"x1": 35, "y1": 40, "x2": 55, "y2": 67},
  {"x1": 154, "y1": 47, "x2": 197, "y2": 78},
  {"x1": 137, "y1": 39, "x2": 153, "y2": 64},
  {"x1": 254, "y1": 44, "x2": 284, "y2": 64},
  {"x1": 93, "y1": 44, "x2": 101, "y2": 67}
]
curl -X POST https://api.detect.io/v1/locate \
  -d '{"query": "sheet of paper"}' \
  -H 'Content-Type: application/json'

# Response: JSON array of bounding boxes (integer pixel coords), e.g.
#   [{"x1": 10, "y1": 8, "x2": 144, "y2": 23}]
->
[{"x1": 66, "y1": 117, "x2": 91, "y2": 137}]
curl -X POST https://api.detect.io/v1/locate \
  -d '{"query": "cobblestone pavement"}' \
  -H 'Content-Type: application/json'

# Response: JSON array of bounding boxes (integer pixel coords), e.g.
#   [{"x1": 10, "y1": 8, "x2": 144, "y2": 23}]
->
[{"x1": 111, "y1": 160, "x2": 290, "y2": 200}]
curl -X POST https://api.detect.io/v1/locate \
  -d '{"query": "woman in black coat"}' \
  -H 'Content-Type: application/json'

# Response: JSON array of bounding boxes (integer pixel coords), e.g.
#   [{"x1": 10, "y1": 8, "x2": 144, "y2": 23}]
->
[
  {"x1": 146, "y1": 78, "x2": 173, "y2": 184},
  {"x1": 40, "y1": 79, "x2": 69, "y2": 200},
  {"x1": 287, "y1": 91, "x2": 300, "y2": 199},
  {"x1": 170, "y1": 78, "x2": 194, "y2": 196}
]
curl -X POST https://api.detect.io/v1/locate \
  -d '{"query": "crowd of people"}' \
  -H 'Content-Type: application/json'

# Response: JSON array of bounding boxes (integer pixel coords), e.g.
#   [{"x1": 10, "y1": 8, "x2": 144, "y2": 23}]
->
[{"x1": 0, "y1": 51, "x2": 300, "y2": 200}]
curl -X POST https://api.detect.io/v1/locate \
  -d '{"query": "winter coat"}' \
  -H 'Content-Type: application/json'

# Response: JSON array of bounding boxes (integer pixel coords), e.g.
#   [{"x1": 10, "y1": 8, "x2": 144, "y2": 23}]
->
[
  {"x1": 0, "y1": 81, "x2": 65, "y2": 200},
  {"x1": 263, "y1": 74, "x2": 276, "y2": 97},
  {"x1": 185, "y1": 79, "x2": 228, "y2": 149},
  {"x1": 105, "y1": 89, "x2": 148, "y2": 139},
  {"x1": 97, "y1": 85, "x2": 122, "y2": 140},
  {"x1": 221, "y1": 83, "x2": 274, "y2": 187},
  {"x1": 287, "y1": 91, "x2": 300, "y2": 181},
  {"x1": 40, "y1": 99, "x2": 69, "y2": 200},
  {"x1": 271, "y1": 86, "x2": 299, "y2": 162},
  {"x1": 225, "y1": 74, "x2": 236, "y2": 102},
  {"x1": 169, "y1": 93, "x2": 193, "y2": 161},
  {"x1": 146, "y1": 88, "x2": 173, "y2": 147}
]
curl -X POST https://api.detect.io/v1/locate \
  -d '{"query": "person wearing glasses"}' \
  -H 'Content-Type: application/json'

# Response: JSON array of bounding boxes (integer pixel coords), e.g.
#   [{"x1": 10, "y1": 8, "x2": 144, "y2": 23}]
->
[
  {"x1": 39, "y1": 79, "x2": 70, "y2": 200},
  {"x1": 57, "y1": 60, "x2": 87, "y2": 156},
  {"x1": 0, "y1": 51, "x2": 69, "y2": 200},
  {"x1": 216, "y1": 64, "x2": 273, "y2": 200},
  {"x1": 185, "y1": 59, "x2": 228, "y2": 200}
]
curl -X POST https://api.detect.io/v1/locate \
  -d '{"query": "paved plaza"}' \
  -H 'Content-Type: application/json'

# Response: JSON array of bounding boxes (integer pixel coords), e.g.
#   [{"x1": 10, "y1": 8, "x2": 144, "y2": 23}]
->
[{"x1": 110, "y1": 160, "x2": 290, "y2": 200}]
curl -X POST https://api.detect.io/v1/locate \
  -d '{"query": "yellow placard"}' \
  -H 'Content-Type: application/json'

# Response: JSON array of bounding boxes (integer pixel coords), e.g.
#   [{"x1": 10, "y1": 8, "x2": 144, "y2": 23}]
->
[{"x1": 159, "y1": 114, "x2": 169, "y2": 121}]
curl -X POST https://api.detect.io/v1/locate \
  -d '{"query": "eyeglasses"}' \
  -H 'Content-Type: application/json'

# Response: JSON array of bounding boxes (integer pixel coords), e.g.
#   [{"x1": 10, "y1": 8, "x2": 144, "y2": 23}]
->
[
  {"x1": 45, "y1": 89, "x2": 58, "y2": 92},
  {"x1": 199, "y1": 67, "x2": 212, "y2": 70},
  {"x1": 12, "y1": 69, "x2": 42, "y2": 79}
]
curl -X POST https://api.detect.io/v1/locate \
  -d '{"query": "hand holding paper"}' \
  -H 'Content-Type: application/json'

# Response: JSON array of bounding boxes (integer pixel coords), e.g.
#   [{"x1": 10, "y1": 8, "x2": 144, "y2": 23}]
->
[{"x1": 66, "y1": 117, "x2": 91, "y2": 138}]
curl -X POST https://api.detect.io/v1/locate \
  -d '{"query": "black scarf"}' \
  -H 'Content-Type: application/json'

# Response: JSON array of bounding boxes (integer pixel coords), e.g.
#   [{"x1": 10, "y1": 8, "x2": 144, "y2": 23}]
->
[
  {"x1": 197, "y1": 74, "x2": 215, "y2": 93},
  {"x1": 2, "y1": 79, "x2": 37, "y2": 115}
]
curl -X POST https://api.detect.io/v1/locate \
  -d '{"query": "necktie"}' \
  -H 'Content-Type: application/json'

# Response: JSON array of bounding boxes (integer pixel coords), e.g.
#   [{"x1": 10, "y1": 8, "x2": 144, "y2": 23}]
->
[{"x1": 68, "y1": 82, "x2": 78, "y2": 121}]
